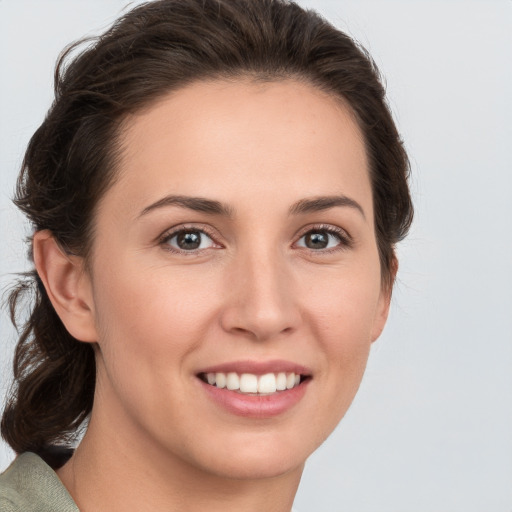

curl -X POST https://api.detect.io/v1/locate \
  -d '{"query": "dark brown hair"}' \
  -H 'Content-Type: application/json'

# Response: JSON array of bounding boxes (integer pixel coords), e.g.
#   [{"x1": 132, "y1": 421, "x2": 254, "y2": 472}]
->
[{"x1": 1, "y1": 0, "x2": 413, "y2": 461}]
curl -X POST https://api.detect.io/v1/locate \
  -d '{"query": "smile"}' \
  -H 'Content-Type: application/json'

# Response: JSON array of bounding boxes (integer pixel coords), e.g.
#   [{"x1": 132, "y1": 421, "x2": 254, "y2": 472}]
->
[
  {"x1": 199, "y1": 371, "x2": 304, "y2": 395},
  {"x1": 196, "y1": 361, "x2": 312, "y2": 417}
]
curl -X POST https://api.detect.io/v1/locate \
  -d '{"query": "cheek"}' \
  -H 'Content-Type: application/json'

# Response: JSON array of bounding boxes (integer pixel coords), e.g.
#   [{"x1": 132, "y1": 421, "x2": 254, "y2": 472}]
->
[
  {"x1": 91, "y1": 257, "x2": 222, "y2": 375},
  {"x1": 89, "y1": 258, "x2": 223, "y2": 426},
  {"x1": 307, "y1": 261, "x2": 382, "y2": 347},
  {"x1": 304, "y1": 262, "x2": 381, "y2": 414}
]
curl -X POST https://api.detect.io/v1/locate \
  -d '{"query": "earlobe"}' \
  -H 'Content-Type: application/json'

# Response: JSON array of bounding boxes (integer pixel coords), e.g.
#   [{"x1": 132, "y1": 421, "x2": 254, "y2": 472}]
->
[
  {"x1": 371, "y1": 256, "x2": 398, "y2": 342},
  {"x1": 33, "y1": 230, "x2": 98, "y2": 343}
]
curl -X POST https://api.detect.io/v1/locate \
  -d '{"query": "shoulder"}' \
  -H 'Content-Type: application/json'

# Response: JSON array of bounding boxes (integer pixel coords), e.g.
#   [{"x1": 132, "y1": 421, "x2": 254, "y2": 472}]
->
[
  {"x1": 0, "y1": 452, "x2": 79, "y2": 512},
  {"x1": 0, "y1": 489, "x2": 18, "y2": 512},
  {"x1": 1, "y1": 453, "x2": 34, "y2": 512}
]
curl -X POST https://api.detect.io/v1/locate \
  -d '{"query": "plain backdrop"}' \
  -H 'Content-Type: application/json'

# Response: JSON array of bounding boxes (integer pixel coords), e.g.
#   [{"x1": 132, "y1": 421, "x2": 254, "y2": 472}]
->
[{"x1": 1, "y1": 1, "x2": 511, "y2": 511}]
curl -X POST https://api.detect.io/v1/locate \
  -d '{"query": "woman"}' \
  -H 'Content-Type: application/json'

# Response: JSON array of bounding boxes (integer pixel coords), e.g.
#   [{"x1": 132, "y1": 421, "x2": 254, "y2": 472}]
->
[{"x1": 0, "y1": 0, "x2": 412, "y2": 510}]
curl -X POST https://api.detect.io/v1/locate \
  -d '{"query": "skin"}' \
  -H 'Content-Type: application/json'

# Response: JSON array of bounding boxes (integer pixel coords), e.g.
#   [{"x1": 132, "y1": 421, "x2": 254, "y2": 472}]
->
[{"x1": 34, "y1": 79, "x2": 393, "y2": 512}]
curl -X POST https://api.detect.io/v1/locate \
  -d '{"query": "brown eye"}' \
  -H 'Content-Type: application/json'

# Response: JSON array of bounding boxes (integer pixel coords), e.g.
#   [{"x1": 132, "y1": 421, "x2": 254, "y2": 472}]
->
[
  {"x1": 177, "y1": 231, "x2": 201, "y2": 249},
  {"x1": 304, "y1": 232, "x2": 329, "y2": 249},
  {"x1": 165, "y1": 229, "x2": 215, "y2": 251},
  {"x1": 296, "y1": 228, "x2": 346, "y2": 251}
]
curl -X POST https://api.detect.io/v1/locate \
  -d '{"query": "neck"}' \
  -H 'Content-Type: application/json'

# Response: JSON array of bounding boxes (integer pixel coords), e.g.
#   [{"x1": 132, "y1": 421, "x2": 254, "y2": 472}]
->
[{"x1": 56, "y1": 411, "x2": 303, "y2": 512}]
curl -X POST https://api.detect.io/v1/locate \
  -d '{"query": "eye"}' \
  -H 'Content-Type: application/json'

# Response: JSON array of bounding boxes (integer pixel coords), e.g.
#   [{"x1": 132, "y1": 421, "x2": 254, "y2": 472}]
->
[
  {"x1": 295, "y1": 227, "x2": 350, "y2": 251},
  {"x1": 162, "y1": 228, "x2": 217, "y2": 252}
]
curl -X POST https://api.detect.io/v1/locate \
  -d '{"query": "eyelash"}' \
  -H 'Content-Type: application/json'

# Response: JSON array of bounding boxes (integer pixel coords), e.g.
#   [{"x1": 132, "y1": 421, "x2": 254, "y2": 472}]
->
[
  {"x1": 158, "y1": 224, "x2": 353, "y2": 255},
  {"x1": 295, "y1": 224, "x2": 353, "y2": 253},
  {"x1": 159, "y1": 224, "x2": 221, "y2": 255}
]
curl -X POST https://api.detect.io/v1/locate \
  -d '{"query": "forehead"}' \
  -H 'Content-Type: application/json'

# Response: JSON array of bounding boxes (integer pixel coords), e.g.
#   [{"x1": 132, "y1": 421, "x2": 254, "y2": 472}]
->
[{"x1": 108, "y1": 78, "x2": 372, "y2": 220}]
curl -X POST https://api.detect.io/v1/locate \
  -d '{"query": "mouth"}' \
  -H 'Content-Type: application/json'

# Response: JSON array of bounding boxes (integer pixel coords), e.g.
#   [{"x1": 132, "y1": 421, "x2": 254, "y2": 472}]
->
[
  {"x1": 196, "y1": 360, "x2": 312, "y2": 417},
  {"x1": 198, "y1": 371, "x2": 310, "y2": 396}
]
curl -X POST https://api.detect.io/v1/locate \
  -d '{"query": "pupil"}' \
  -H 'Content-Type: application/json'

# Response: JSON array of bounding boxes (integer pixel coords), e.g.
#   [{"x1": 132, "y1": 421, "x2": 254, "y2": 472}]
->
[
  {"x1": 177, "y1": 231, "x2": 201, "y2": 250},
  {"x1": 306, "y1": 232, "x2": 328, "y2": 249}
]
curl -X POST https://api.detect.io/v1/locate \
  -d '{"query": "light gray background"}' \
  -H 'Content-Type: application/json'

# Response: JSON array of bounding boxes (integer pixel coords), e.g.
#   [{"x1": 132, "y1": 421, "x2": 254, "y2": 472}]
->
[{"x1": 1, "y1": 1, "x2": 511, "y2": 511}]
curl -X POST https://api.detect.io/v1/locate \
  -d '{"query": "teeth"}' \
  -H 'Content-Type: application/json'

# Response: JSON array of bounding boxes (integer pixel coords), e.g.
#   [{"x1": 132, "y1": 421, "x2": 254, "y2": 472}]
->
[
  {"x1": 240, "y1": 373, "x2": 258, "y2": 393},
  {"x1": 226, "y1": 372, "x2": 240, "y2": 390},
  {"x1": 215, "y1": 372, "x2": 226, "y2": 388},
  {"x1": 203, "y1": 371, "x2": 303, "y2": 394},
  {"x1": 276, "y1": 372, "x2": 287, "y2": 391},
  {"x1": 258, "y1": 373, "x2": 276, "y2": 393}
]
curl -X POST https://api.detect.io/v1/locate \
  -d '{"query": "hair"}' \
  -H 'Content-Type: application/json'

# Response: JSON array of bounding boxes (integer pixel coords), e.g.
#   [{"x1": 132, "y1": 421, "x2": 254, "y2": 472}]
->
[{"x1": 1, "y1": 0, "x2": 413, "y2": 463}]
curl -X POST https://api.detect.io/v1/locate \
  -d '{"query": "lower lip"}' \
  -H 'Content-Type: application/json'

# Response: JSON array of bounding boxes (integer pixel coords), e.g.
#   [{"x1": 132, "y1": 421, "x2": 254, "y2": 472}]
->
[{"x1": 199, "y1": 379, "x2": 310, "y2": 418}]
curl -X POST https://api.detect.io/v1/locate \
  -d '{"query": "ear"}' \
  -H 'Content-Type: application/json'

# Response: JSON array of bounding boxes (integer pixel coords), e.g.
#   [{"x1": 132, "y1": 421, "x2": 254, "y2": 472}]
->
[
  {"x1": 370, "y1": 255, "x2": 398, "y2": 342},
  {"x1": 33, "y1": 230, "x2": 98, "y2": 343}
]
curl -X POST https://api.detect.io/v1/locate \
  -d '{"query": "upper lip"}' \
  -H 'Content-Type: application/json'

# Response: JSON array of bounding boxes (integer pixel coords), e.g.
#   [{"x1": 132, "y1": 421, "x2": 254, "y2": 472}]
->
[{"x1": 197, "y1": 359, "x2": 311, "y2": 376}]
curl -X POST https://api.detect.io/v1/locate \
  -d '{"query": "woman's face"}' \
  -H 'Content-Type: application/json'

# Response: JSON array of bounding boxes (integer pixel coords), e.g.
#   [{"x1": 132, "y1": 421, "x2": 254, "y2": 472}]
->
[{"x1": 84, "y1": 79, "x2": 390, "y2": 479}]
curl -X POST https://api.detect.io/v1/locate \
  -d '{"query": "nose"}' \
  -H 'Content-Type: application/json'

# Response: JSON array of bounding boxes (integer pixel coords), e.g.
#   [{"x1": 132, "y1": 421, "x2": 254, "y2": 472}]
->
[{"x1": 219, "y1": 249, "x2": 302, "y2": 342}]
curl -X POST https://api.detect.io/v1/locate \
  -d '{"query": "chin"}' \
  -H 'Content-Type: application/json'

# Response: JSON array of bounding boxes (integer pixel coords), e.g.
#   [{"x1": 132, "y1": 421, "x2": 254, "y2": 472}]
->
[
  {"x1": 203, "y1": 451, "x2": 306, "y2": 481},
  {"x1": 181, "y1": 428, "x2": 318, "y2": 481}
]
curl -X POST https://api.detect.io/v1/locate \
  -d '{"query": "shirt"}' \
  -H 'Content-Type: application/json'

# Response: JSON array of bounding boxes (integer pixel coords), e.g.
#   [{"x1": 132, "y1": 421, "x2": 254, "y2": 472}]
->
[{"x1": 0, "y1": 452, "x2": 78, "y2": 512}]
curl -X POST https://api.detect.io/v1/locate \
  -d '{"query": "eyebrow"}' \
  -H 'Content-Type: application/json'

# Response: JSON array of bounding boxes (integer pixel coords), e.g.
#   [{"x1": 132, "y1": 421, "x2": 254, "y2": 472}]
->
[
  {"x1": 138, "y1": 194, "x2": 365, "y2": 219},
  {"x1": 139, "y1": 195, "x2": 234, "y2": 218},
  {"x1": 289, "y1": 195, "x2": 366, "y2": 219}
]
